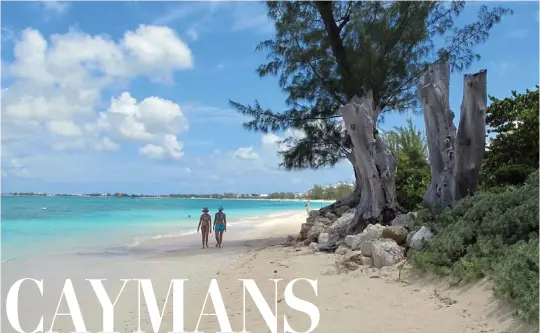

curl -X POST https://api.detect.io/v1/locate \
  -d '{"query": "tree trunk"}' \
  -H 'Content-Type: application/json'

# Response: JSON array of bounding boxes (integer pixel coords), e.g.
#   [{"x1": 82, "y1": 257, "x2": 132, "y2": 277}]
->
[
  {"x1": 319, "y1": 153, "x2": 362, "y2": 214},
  {"x1": 418, "y1": 63, "x2": 487, "y2": 209},
  {"x1": 340, "y1": 92, "x2": 398, "y2": 233},
  {"x1": 454, "y1": 70, "x2": 487, "y2": 200}
]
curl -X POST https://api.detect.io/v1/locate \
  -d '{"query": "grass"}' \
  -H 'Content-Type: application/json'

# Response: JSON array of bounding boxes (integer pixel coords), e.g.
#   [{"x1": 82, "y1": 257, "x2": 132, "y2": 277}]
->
[{"x1": 408, "y1": 171, "x2": 539, "y2": 324}]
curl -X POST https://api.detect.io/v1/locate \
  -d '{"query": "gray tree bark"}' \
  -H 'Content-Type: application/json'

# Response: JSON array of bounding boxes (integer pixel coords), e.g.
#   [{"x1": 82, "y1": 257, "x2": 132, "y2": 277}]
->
[
  {"x1": 417, "y1": 63, "x2": 487, "y2": 209},
  {"x1": 454, "y1": 70, "x2": 488, "y2": 200},
  {"x1": 340, "y1": 92, "x2": 398, "y2": 233}
]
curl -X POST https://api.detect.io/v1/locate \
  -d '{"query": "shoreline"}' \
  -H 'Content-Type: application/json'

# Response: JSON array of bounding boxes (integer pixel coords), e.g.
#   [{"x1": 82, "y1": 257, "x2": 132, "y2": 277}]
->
[{"x1": 1, "y1": 195, "x2": 334, "y2": 203}]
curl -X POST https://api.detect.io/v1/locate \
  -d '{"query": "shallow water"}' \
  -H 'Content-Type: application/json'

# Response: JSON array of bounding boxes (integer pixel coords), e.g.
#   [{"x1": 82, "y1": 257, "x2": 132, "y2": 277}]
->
[{"x1": 1, "y1": 196, "x2": 322, "y2": 262}]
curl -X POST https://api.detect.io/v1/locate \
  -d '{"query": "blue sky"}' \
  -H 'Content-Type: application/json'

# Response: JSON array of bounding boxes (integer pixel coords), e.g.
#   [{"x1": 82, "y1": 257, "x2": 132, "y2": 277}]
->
[{"x1": 1, "y1": 1, "x2": 538, "y2": 194}]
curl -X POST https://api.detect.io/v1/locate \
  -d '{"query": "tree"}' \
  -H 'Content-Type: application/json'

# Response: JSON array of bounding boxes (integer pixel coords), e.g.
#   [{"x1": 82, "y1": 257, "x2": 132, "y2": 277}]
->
[
  {"x1": 481, "y1": 86, "x2": 539, "y2": 187},
  {"x1": 382, "y1": 119, "x2": 430, "y2": 211},
  {"x1": 230, "y1": 1, "x2": 510, "y2": 234}
]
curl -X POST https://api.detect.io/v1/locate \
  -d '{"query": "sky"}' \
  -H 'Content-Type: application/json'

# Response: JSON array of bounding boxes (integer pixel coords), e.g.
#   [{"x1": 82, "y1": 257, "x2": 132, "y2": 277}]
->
[{"x1": 1, "y1": 1, "x2": 538, "y2": 195}]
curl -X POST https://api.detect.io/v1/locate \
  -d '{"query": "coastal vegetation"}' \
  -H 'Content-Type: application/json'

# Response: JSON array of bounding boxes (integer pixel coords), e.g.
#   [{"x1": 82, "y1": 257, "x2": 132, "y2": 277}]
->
[{"x1": 230, "y1": 0, "x2": 537, "y2": 326}]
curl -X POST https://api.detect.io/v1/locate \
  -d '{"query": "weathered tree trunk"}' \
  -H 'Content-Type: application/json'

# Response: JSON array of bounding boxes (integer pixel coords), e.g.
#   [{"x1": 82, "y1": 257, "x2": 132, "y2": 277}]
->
[
  {"x1": 454, "y1": 70, "x2": 487, "y2": 200},
  {"x1": 319, "y1": 153, "x2": 362, "y2": 214},
  {"x1": 340, "y1": 92, "x2": 398, "y2": 233},
  {"x1": 418, "y1": 63, "x2": 487, "y2": 209}
]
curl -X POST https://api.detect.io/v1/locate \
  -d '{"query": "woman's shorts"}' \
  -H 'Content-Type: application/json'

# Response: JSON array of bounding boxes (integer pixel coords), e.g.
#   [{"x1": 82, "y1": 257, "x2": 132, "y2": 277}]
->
[{"x1": 215, "y1": 224, "x2": 225, "y2": 232}]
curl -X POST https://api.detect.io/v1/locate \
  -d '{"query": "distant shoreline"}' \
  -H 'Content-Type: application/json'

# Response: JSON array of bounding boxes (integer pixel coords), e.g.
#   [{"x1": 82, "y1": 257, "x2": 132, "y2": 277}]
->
[{"x1": 1, "y1": 195, "x2": 335, "y2": 203}]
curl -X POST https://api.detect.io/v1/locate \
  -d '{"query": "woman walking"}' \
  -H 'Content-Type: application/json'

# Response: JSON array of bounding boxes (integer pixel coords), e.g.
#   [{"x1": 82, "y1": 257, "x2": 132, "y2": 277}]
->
[
  {"x1": 214, "y1": 207, "x2": 227, "y2": 248},
  {"x1": 197, "y1": 207, "x2": 211, "y2": 249}
]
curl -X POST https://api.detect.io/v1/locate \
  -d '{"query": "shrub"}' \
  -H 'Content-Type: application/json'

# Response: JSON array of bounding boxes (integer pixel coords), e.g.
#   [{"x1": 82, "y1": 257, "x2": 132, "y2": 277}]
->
[
  {"x1": 493, "y1": 164, "x2": 536, "y2": 186},
  {"x1": 409, "y1": 171, "x2": 539, "y2": 324}
]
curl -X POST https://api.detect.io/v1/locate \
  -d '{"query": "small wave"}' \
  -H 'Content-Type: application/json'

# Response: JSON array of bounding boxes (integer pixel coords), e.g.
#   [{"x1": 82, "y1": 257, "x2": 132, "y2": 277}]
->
[{"x1": 127, "y1": 230, "x2": 197, "y2": 248}]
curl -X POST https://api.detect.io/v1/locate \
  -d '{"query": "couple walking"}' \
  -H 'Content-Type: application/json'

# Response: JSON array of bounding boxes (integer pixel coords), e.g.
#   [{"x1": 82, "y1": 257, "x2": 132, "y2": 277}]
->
[{"x1": 197, "y1": 207, "x2": 227, "y2": 249}]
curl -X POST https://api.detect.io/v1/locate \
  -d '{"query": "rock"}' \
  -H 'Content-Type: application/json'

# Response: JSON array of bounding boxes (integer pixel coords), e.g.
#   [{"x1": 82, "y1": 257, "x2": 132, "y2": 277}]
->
[
  {"x1": 409, "y1": 226, "x2": 434, "y2": 250},
  {"x1": 317, "y1": 233, "x2": 340, "y2": 252},
  {"x1": 318, "y1": 232, "x2": 330, "y2": 245},
  {"x1": 324, "y1": 212, "x2": 338, "y2": 222},
  {"x1": 335, "y1": 205, "x2": 351, "y2": 217},
  {"x1": 284, "y1": 235, "x2": 297, "y2": 246},
  {"x1": 358, "y1": 239, "x2": 376, "y2": 257},
  {"x1": 344, "y1": 235, "x2": 356, "y2": 248},
  {"x1": 308, "y1": 210, "x2": 321, "y2": 218},
  {"x1": 335, "y1": 244, "x2": 350, "y2": 255},
  {"x1": 328, "y1": 209, "x2": 356, "y2": 235},
  {"x1": 309, "y1": 242, "x2": 319, "y2": 251},
  {"x1": 366, "y1": 223, "x2": 384, "y2": 233},
  {"x1": 307, "y1": 215, "x2": 332, "y2": 226},
  {"x1": 381, "y1": 225, "x2": 408, "y2": 245},
  {"x1": 306, "y1": 221, "x2": 327, "y2": 243},
  {"x1": 303, "y1": 239, "x2": 311, "y2": 246},
  {"x1": 391, "y1": 212, "x2": 415, "y2": 226},
  {"x1": 371, "y1": 239, "x2": 405, "y2": 268},
  {"x1": 405, "y1": 231, "x2": 415, "y2": 247},
  {"x1": 298, "y1": 222, "x2": 313, "y2": 241},
  {"x1": 350, "y1": 229, "x2": 381, "y2": 251},
  {"x1": 343, "y1": 251, "x2": 363, "y2": 264},
  {"x1": 343, "y1": 261, "x2": 361, "y2": 271},
  {"x1": 361, "y1": 256, "x2": 374, "y2": 267}
]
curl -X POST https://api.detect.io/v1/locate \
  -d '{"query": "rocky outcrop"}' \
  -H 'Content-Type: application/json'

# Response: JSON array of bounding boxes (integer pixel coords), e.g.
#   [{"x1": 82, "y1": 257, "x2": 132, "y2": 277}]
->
[
  {"x1": 370, "y1": 239, "x2": 405, "y2": 268},
  {"x1": 381, "y1": 225, "x2": 408, "y2": 245},
  {"x1": 296, "y1": 206, "x2": 435, "y2": 272},
  {"x1": 409, "y1": 226, "x2": 434, "y2": 250}
]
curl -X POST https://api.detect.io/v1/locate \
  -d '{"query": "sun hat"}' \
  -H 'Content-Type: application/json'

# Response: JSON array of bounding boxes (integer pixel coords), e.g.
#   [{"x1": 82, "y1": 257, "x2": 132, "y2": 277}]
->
[{"x1": 202, "y1": 207, "x2": 209, "y2": 212}]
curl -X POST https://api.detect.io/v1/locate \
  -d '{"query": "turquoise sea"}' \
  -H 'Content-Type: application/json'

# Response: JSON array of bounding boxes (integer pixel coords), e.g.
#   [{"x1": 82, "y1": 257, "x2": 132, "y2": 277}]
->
[{"x1": 1, "y1": 196, "x2": 321, "y2": 262}]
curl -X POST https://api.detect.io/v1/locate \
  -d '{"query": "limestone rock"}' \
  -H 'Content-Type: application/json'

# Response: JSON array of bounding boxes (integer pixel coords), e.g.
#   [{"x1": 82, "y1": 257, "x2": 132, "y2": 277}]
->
[
  {"x1": 308, "y1": 210, "x2": 321, "y2": 218},
  {"x1": 343, "y1": 251, "x2": 363, "y2": 264},
  {"x1": 391, "y1": 213, "x2": 414, "y2": 227},
  {"x1": 318, "y1": 232, "x2": 330, "y2": 245},
  {"x1": 306, "y1": 221, "x2": 327, "y2": 243},
  {"x1": 309, "y1": 242, "x2": 319, "y2": 252},
  {"x1": 358, "y1": 239, "x2": 376, "y2": 257},
  {"x1": 344, "y1": 261, "x2": 361, "y2": 271},
  {"x1": 381, "y1": 225, "x2": 408, "y2": 245},
  {"x1": 284, "y1": 235, "x2": 297, "y2": 246},
  {"x1": 328, "y1": 208, "x2": 356, "y2": 235},
  {"x1": 350, "y1": 229, "x2": 381, "y2": 251},
  {"x1": 361, "y1": 256, "x2": 374, "y2": 267},
  {"x1": 335, "y1": 205, "x2": 350, "y2": 217},
  {"x1": 335, "y1": 244, "x2": 350, "y2": 255},
  {"x1": 324, "y1": 212, "x2": 339, "y2": 222},
  {"x1": 371, "y1": 239, "x2": 405, "y2": 268},
  {"x1": 344, "y1": 235, "x2": 356, "y2": 248},
  {"x1": 410, "y1": 226, "x2": 433, "y2": 250},
  {"x1": 405, "y1": 231, "x2": 415, "y2": 248}
]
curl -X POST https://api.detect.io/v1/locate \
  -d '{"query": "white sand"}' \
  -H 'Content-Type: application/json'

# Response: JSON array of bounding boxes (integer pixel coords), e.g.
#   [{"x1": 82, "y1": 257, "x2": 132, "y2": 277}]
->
[{"x1": 1, "y1": 211, "x2": 535, "y2": 333}]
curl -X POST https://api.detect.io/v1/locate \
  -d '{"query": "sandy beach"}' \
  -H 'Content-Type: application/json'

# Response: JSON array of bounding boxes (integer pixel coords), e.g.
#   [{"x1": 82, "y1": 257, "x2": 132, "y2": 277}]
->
[{"x1": 1, "y1": 211, "x2": 534, "y2": 333}]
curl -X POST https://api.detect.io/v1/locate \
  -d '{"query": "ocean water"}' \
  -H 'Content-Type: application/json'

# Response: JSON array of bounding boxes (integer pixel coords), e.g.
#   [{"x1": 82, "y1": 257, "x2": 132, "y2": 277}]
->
[{"x1": 1, "y1": 196, "x2": 322, "y2": 262}]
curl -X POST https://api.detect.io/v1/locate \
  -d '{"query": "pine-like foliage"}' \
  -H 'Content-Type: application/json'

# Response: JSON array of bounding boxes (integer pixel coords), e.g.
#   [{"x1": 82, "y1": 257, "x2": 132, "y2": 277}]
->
[{"x1": 230, "y1": 1, "x2": 511, "y2": 171}]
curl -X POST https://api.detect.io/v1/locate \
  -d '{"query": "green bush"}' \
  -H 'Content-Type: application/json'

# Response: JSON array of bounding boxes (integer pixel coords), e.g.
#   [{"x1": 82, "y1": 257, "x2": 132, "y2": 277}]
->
[
  {"x1": 409, "y1": 171, "x2": 539, "y2": 324},
  {"x1": 493, "y1": 164, "x2": 536, "y2": 186}
]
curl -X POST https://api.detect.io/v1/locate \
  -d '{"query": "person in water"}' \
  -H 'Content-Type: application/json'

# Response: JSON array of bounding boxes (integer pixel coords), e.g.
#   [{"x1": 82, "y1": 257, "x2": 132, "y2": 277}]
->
[
  {"x1": 197, "y1": 207, "x2": 212, "y2": 249},
  {"x1": 214, "y1": 207, "x2": 227, "y2": 248}
]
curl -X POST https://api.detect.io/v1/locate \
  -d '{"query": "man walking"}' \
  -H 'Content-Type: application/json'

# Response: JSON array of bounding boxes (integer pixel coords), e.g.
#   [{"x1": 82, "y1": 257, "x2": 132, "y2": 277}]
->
[{"x1": 214, "y1": 207, "x2": 227, "y2": 248}]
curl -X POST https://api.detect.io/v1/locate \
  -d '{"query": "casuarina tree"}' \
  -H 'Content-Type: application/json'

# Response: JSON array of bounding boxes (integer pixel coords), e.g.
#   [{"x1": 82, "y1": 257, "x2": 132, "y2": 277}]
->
[{"x1": 230, "y1": 1, "x2": 511, "y2": 235}]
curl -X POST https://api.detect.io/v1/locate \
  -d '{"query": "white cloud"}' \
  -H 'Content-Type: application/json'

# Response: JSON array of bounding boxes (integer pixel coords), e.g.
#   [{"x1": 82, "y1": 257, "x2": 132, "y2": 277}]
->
[
  {"x1": 2, "y1": 25, "x2": 193, "y2": 179},
  {"x1": 47, "y1": 120, "x2": 83, "y2": 137},
  {"x1": 42, "y1": 1, "x2": 69, "y2": 14},
  {"x1": 234, "y1": 147, "x2": 259, "y2": 160}
]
